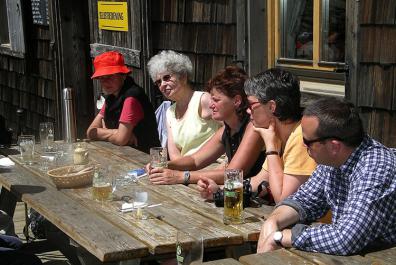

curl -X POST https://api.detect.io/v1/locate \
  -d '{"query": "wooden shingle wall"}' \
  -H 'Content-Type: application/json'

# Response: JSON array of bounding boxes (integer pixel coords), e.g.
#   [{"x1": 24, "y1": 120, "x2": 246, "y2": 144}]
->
[
  {"x1": 0, "y1": 2, "x2": 56, "y2": 139},
  {"x1": 356, "y1": 0, "x2": 396, "y2": 146},
  {"x1": 150, "y1": 0, "x2": 237, "y2": 90}
]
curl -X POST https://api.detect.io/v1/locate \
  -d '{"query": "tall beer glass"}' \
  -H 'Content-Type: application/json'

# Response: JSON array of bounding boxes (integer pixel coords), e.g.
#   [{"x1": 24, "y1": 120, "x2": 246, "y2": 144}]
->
[
  {"x1": 39, "y1": 122, "x2": 55, "y2": 152},
  {"x1": 149, "y1": 147, "x2": 168, "y2": 169},
  {"x1": 18, "y1": 135, "x2": 35, "y2": 165},
  {"x1": 223, "y1": 169, "x2": 243, "y2": 224}
]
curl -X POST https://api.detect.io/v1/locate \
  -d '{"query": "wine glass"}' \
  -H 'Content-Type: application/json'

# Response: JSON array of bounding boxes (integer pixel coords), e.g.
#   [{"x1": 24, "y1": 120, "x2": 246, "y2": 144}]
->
[{"x1": 176, "y1": 229, "x2": 203, "y2": 265}]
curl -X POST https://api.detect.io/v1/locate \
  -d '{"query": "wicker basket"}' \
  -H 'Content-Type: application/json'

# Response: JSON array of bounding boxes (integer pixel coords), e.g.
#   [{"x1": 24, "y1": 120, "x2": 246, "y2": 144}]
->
[{"x1": 47, "y1": 165, "x2": 94, "y2": 189}]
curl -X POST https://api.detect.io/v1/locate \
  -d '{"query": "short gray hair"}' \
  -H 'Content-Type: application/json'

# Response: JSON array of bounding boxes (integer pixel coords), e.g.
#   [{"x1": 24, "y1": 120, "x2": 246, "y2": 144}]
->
[{"x1": 147, "y1": 50, "x2": 193, "y2": 81}]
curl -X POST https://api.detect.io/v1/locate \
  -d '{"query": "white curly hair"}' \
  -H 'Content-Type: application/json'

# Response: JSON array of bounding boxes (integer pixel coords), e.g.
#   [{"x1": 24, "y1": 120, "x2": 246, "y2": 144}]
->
[{"x1": 147, "y1": 50, "x2": 193, "y2": 81}]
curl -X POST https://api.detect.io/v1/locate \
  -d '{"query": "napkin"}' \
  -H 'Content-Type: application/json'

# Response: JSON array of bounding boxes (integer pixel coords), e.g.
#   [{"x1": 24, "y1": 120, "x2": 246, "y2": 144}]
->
[
  {"x1": 0, "y1": 157, "x2": 15, "y2": 168},
  {"x1": 121, "y1": 202, "x2": 147, "y2": 210}
]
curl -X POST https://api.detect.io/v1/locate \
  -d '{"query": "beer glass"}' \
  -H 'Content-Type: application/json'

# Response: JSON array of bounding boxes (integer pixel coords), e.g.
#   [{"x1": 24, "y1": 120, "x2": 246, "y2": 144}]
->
[
  {"x1": 149, "y1": 147, "x2": 168, "y2": 169},
  {"x1": 223, "y1": 168, "x2": 243, "y2": 224},
  {"x1": 176, "y1": 229, "x2": 203, "y2": 265},
  {"x1": 92, "y1": 166, "x2": 115, "y2": 202},
  {"x1": 18, "y1": 135, "x2": 35, "y2": 165},
  {"x1": 39, "y1": 122, "x2": 55, "y2": 152}
]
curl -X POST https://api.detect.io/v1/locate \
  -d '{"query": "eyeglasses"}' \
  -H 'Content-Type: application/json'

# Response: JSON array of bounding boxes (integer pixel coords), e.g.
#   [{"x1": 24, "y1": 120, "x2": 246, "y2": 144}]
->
[
  {"x1": 154, "y1": 74, "x2": 172, "y2": 87},
  {"x1": 247, "y1": 101, "x2": 261, "y2": 111},
  {"x1": 303, "y1": 136, "x2": 343, "y2": 147}
]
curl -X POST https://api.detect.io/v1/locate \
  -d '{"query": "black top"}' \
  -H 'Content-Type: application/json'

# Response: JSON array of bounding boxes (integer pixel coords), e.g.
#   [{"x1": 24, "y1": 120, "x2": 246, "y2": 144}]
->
[
  {"x1": 221, "y1": 114, "x2": 266, "y2": 179},
  {"x1": 103, "y1": 76, "x2": 160, "y2": 154}
]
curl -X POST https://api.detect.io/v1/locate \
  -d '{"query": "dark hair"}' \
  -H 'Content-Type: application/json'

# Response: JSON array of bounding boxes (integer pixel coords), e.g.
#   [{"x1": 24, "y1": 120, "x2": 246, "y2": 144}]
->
[
  {"x1": 244, "y1": 68, "x2": 302, "y2": 121},
  {"x1": 204, "y1": 65, "x2": 248, "y2": 119},
  {"x1": 303, "y1": 97, "x2": 365, "y2": 147}
]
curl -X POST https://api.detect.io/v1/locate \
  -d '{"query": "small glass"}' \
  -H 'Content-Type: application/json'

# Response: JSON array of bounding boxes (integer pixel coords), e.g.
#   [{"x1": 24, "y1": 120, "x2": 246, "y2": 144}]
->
[
  {"x1": 223, "y1": 169, "x2": 243, "y2": 225},
  {"x1": 134, "y1": 191, "x2": 148, "y2": 220},
  {"x1": 149, "y1": 147, "x2": 168, "y2": 169},
  {"x1": 18, "y1": 135, "x2": 35, "y2": 165},
  {"x1": 39, "y1": 122, "x2": 55, "y2": 152},
  {"x1": 176, "y1": 229, "x2": 203, "y2": 265},
  {"x1": 73, "y1": 142, "x2": 89, "y2": 165}
]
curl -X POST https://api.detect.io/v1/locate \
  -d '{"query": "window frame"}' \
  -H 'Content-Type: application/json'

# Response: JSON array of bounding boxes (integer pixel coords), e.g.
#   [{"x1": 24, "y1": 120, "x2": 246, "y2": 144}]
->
[
  {"x1": 268, "y1": 0, "x2": 345, "y2": 71},
  {"x1": 267, "y1": 0, "x2": 346, "y2": 96},
  {"x1": 0, "y1": 0, "x2": 26, "y2": 58}
]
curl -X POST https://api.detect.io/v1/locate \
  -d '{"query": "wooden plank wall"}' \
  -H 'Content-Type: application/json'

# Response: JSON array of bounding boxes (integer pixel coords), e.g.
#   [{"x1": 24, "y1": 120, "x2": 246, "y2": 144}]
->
[
  {"x1": 356, "y1": 0, "x2": 396, "y2": 146},
  {"x1": 150, "y1": 0, "x2": 237, "y2": 95},
  {"x1": 0, "y1": 1, "x2": 56, "y2": 140}
]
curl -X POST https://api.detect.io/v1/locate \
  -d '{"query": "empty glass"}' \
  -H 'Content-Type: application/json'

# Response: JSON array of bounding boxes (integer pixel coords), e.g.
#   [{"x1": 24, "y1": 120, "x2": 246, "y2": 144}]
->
[
  {"x1": 149, "y1": 147, "x2": 168, "y2": 169},
  {"x1": 39, "y1": 122, "x2": 55, "y2": 152},
  {"x1": 176, "y1": 229, "x2": 203, "y2": 265},
  {"x1": 18, "y1": 135, "x2": 35, "y2": 165}
]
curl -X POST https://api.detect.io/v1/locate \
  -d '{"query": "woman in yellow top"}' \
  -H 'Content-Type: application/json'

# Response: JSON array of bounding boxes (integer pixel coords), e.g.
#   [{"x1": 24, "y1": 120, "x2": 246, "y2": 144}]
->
[
  {"x1": 198, "y1": 69, "x2": 316, "y2": 204},
  {"x1": 147, "y1": 50, "x2": 220, "y2": 159}
]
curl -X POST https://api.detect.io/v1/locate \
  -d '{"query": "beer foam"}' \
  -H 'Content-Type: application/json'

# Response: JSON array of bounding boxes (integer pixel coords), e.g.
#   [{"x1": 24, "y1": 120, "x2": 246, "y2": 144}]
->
[{"x1": 93, "y1": 182, "x2": 111, "y2": 188}]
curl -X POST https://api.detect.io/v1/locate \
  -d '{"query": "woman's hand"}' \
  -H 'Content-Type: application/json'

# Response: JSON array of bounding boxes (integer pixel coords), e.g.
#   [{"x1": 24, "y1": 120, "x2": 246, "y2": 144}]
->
[
  {"x1": 253, "y1": 119, "x2": 281, "y2": 152},
  {"x1": 149, "y1": 168, "x2": 181, "y2": 185},
  {"x1": 197, "y1": 177, "x2": 219, "y2": 200}
]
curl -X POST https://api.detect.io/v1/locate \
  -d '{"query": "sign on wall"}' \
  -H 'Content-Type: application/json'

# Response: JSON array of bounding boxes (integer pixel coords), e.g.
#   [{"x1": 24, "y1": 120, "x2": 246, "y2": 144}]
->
[
  {"x1": 97, "y1": 1, "x2": 129, "y2": 32},
  {"x1": 31, "y1": 0, "x2": 49, "y2": 26}
]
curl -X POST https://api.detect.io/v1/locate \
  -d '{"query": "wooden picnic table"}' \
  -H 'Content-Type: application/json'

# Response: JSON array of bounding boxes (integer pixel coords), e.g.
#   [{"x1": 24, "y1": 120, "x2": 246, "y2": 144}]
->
[{"x1": 0, "y1": 141, "x2": 273, "y2": 264}]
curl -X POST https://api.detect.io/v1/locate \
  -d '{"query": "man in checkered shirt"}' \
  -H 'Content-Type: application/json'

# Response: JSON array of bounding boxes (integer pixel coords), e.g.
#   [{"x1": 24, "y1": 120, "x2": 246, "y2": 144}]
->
[{"x1": 257, "y1": 97, "x2": 396, "y2": 255}]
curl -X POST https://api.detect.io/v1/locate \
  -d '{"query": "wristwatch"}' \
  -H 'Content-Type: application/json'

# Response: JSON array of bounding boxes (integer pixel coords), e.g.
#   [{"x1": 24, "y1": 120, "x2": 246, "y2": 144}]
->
[
  {"x1": 183, "y1": 171, "x2": 190, "y2": 186},
  {"x1": 273, "y1": 231, "x2": 283, "y2": 247}
]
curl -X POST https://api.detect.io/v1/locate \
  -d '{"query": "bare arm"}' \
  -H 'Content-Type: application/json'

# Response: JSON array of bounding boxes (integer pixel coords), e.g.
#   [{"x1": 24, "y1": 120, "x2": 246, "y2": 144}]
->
[{"x1": 166, "y1": 112, "x2": 182, "y2": 160}]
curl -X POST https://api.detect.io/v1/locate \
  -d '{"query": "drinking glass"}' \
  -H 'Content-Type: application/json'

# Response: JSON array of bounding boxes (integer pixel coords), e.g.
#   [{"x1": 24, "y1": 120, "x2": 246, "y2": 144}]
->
[
  {"x1": 149, "y1": 147, "x2": 168, "y2": 169},
  {"x1": 92, "y1": 166, "x2": 115, "y2": 202},
  {"x1": 39, "y1": 122, "x2": 55, "y2": 152},
  {"x1": 18, "y1": 135, "x2": 35, "y2": 165},
  {"x1": 223, "y1": 168, "x2": 244, "y2": 224},
  {"x1": 134, "y1": 191, "x2": 148, "y2": 220},
  {"x1": 176, "y1": 229, "x2": 203, "y2": 265}
]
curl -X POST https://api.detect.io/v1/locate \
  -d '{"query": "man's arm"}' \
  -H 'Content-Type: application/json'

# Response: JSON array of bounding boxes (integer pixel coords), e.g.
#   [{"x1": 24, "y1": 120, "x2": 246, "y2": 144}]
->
[{"x1": 257, "y1": 205, "x2": 299, "y2": 253}]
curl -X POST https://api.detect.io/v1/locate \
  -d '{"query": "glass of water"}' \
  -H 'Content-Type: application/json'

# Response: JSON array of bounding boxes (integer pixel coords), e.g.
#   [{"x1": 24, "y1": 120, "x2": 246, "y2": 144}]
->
[
  {"x1": 39, "y1": 122, "x2": 55, "y2": 152},
  {"x1": 18, "y1": 135, "x2": 35, "y2": 165}
]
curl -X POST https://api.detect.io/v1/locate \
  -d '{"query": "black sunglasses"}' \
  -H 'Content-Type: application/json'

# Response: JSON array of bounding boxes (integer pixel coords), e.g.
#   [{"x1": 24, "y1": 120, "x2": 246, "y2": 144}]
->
[
  {"x1": 303, "y1": 136, "x2": 343, "y2": 147},
  {"x1": 154, "y1": 74, "x2": 172, "y2": 87}
]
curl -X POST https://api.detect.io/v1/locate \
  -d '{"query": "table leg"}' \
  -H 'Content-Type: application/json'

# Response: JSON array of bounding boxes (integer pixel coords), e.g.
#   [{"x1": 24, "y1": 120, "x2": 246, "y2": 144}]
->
[{"x1": 0, "y1": 186, "x2": 17, "y2": 217}]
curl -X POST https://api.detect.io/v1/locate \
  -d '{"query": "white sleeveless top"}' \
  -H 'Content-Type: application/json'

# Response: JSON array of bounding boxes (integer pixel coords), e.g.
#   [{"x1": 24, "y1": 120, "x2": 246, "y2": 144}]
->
[{"x1": 167, "y1": 91, "x2": 220, "y2": 156}]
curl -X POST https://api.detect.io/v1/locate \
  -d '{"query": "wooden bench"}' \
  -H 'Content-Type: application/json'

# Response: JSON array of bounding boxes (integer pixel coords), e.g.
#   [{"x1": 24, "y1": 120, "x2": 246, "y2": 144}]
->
[{"x1": 239, "y1": 246, "x2": 396, "y2": 265}]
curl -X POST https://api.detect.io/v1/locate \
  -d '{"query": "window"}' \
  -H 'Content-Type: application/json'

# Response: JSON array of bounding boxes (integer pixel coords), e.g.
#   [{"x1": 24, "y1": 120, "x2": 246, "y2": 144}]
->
[
  {"x1": 0, "y1": 0, "x2": 25, "y2": 57},
  {"x1": 268, "y1": 0, "x2": 346, "y2": 96}
]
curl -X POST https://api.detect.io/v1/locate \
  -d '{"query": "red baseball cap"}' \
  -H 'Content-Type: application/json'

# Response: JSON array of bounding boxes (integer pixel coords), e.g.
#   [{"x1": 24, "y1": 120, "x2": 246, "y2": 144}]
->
[{"x1": 91, "y1": 51, "x2": 131, "y2": 79}]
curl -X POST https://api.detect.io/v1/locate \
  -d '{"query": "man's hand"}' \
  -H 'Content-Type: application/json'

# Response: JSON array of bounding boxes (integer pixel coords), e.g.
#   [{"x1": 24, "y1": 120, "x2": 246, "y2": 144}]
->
[
  {"x1": 197, "y1": 177, "x2": 219, "y2": 200},
  {"x1": 257, "y1": 231, "x2": 282, "y2": 253},
  {"x1": 149, "y1": 168, "x2": 181, "y2": 185}
]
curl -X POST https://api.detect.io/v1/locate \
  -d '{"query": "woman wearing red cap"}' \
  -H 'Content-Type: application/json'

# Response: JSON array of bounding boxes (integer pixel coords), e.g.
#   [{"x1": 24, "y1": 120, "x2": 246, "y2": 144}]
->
[{"x1": 87, "y1": 51, "x2": 160, "y2": 153}]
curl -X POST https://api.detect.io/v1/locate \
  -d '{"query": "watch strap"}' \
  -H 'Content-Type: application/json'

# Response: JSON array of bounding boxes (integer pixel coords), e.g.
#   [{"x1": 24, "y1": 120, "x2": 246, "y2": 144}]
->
[{"x1": 183, "y1": 171, "x2": 190, "y2": 186}]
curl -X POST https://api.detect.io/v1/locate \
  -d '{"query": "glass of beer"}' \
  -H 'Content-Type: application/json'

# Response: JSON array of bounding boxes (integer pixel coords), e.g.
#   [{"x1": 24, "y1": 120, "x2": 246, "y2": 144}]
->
[
  {"x1": 18, "y1": 135, "x2": 35, "y2": 165},
  {"x1": 39, "y1": 122, "x2": 55, "y2": 152},
  {"x1": 149, "y1": 147, "x2": 168, "y2": 169},
  {"x1": 92, "y1": 166, "x2": 115, "y2": 202},
  {"x1": 223, "y1": 168, "x2": 243, "y2": 224}
]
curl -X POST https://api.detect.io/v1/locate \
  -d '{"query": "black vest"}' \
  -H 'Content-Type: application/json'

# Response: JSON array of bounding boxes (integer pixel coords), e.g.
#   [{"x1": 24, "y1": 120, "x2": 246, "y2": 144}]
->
[
  {"x1": 221, "y1": 114, "x2": 266, "y2": 179},
  {"x1": 104, "y1": 77, "x2": 160, "y2": 153}
]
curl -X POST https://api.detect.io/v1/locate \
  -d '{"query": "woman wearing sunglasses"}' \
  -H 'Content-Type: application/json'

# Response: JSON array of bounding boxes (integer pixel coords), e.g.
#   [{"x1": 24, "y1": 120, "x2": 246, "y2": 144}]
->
[
  {"x1": 147, "y1": 66, "x2": 266, "y2": 185},
  {"x1": 197, "y1": 69, "x2": 317, "y2": 204},
  {"x1": 147, "y1": 50, "x2": 220, "y2": 160},
  {"x1": 87, "y1": 51, "x2": 160, "y2": 153}
]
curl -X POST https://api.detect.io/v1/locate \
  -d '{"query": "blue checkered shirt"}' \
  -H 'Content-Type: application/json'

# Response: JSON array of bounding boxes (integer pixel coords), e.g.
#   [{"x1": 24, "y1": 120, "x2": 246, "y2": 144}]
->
[{"x1": 281, "y1": 136, "x2": 396, "y2": 255}]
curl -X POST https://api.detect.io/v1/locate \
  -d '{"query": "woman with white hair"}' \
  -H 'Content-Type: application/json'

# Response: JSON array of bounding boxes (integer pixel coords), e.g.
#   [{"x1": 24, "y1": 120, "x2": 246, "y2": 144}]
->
[{"x1": 147, "y1": 50, "x2": 220, "y2": 160}]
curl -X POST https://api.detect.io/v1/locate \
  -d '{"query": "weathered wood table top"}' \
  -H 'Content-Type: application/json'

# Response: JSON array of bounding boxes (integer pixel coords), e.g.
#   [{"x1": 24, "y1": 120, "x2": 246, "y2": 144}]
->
[{"x1": 0, "y1": 141, "x2": 273, "y2": 262}]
